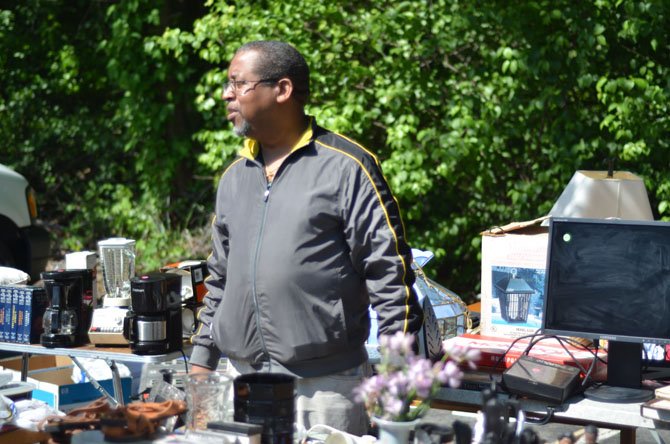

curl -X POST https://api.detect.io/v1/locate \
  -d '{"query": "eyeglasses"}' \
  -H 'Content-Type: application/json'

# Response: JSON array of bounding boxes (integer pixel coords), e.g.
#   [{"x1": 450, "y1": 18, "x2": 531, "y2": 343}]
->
[{"x1": 222, "y1": 78, "x2": 280, "y2": 95}]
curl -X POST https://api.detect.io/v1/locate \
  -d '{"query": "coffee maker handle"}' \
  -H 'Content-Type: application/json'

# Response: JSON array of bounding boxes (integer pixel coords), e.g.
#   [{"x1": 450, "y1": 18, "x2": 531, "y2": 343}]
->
[{"x1": 122, "y1": 312, "x2": 132, "y2": 341}]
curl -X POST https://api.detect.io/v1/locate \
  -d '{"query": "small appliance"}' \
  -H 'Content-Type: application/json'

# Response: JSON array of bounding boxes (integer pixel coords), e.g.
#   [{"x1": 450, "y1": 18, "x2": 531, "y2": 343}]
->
[
  {"x1": 160, "y1": 260, "x2": 208, "y2": 303},
  {"x1": 160, "y1": 259, "x2": 209, "y2": 338},
  {"x1": 99, "y1": 237, "x2": 135, "y2": 307},
  {"x1": 40, "y1": 269, "x2": 91, "y2": 348},
  {"x1": 123, "y1": 273, "x2": 182, "y2": 355},
  {"x1": 65, "y1": 250, "x2": 98, "y2": 303},
  {"x1": 88, "y1": 237, "x2": 135, "y2": 345}
]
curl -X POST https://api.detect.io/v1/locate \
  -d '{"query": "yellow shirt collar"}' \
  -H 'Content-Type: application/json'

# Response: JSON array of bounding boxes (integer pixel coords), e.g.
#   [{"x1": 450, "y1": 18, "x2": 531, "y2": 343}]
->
[{"x1": 239, "y1": 117, "x2": 314, "y2": 160}]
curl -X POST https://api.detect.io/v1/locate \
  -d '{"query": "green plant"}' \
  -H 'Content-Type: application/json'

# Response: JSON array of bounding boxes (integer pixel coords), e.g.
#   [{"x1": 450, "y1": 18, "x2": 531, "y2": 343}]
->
[
  {"x1": 1, "y1": 1, "x2": 668, "y2": 294},
  {"x1": 354, "y1": 332, "x2": 479, "y2": 421}
]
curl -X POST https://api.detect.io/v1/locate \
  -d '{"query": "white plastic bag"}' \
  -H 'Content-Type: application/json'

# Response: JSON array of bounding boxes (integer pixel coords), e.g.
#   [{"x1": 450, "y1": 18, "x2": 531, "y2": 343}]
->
[
  {"x1": 71, "y1": 358, "x2": 131, "y2": 383},
  {"x1": 0, "y1": 266, "x2": 30, "y2": 285},
  {"x1": 13, "y1": 399, "x2": 64, "y2": 431},
  {"x1": 306, "y1": 424, "x2": 377, "y2": 444},
  {"x1": 0, "y1": 394, "x2": 16, "y2": 426}
]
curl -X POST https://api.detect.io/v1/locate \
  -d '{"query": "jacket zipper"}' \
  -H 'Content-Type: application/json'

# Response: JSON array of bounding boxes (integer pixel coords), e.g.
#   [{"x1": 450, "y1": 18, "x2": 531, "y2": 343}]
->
[{"x1": 251, "y1": 178, "x2": 273, "y2": 367}]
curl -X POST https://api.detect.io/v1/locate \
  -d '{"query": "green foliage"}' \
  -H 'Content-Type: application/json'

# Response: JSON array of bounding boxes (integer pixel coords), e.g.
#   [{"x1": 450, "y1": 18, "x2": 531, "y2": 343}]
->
[
  {"x1": 1, "y1": 0, "x2": 669, "y2": 299},
  {"x1": 170, "y1": 0, "x2": 670, "y2": 299},
  {"x1": 0, "y1": 0, "x2": 212, "y2": 273}
]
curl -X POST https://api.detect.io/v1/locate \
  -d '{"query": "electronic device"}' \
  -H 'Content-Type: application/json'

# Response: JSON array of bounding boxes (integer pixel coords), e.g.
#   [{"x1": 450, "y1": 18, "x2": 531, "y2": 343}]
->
[
  {"x1": 160, "y1": 260, "x2": 208, "y2": 303},
  {"x1": 160, "y1": 260, "x2": 209, "y2": 338},
  {"x1": 88, "y1": 307, "x2": 129, "y2": 345},
  {"x1": 65, "y1": 251, "x2": 98, "y2": 303},
  {"x1": 40, "y1": 269, "x2": 92, "y2": 348},
  {"x1": 89, "y1": 237, "x2": 135, "y2": 345},
  {"x1": 123, "y1": 273, "x2": 182, "y2": 355},
  {"x1": 542, "y1": 217, "x2": 670, "y2": 403},
  {"x1": 502, "y1": 355, "x2": 581, "y2": 403}
]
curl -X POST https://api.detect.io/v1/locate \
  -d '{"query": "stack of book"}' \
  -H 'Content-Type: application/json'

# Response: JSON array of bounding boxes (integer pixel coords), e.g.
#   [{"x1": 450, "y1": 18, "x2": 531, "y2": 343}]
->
[
  {"x1": 0, "y1": 285, "x2": 48, "y2": 344},
  {"x1": 444, "y1": 333, "x2": 608, "y2": 380},
  {"x1": 640, "y1": 385, "x2": 670, "y2": 421}
]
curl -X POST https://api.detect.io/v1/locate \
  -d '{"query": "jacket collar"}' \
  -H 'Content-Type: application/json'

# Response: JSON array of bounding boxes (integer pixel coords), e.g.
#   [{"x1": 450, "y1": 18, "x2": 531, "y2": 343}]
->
[{"x1": 239, "y1": 116, "x2": 315, "y2": 161}]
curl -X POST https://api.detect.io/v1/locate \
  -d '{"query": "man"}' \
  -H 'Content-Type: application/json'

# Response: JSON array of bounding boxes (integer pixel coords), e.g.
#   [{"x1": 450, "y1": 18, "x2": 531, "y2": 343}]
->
[{"x1": 190, "y1": 40, "x2": 423, "y2": 435}]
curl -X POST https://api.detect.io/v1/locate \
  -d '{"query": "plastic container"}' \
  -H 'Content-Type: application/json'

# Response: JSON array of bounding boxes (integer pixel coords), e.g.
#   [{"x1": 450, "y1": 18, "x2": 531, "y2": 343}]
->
[{"x1": 186, "y1": 371, "x2": 233, "y2": 430}]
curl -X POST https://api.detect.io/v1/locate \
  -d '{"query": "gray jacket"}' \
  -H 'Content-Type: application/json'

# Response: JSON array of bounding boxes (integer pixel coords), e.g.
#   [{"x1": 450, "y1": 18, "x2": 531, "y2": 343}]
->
[{"x1": 190, "y1": 118, "x2": 423, "y2": 377}]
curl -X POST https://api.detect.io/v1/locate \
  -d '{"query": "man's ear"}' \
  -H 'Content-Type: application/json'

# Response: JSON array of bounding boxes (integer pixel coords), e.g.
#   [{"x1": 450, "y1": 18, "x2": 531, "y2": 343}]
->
[{"x1": 275, "y1": 78, "x2": 293, "y2": 104}]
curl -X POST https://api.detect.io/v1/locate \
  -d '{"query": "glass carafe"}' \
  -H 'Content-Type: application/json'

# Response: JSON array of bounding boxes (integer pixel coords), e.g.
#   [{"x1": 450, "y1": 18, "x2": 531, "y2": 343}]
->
[{"x1": 185, "y1": 372, "x2": 233, "y2": 431}]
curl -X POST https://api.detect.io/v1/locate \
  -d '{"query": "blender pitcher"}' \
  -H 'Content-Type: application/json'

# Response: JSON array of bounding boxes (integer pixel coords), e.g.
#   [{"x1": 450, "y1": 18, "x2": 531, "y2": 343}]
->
[{"x1": 98, "y1": 237, "x2": 135, "y2": 307}]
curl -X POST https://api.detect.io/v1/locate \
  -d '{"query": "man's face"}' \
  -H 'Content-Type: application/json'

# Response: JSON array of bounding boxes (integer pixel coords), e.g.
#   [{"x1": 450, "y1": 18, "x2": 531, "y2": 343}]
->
[{"x1": 223, "y1": 50, "x2": 276, "y2": 138}]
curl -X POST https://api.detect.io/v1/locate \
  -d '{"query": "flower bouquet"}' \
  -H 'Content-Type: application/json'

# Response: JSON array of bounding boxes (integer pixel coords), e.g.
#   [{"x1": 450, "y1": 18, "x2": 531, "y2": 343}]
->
[{"x1": 355, "y1": 331, "x2": 480, "y2": 422}]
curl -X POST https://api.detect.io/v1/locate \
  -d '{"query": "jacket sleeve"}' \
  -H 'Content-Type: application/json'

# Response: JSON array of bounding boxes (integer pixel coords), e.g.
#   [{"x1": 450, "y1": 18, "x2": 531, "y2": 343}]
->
[
  {"x1": 341, "y1": 154, "x2": 423, "y2": 338},
  {"x1": 189, "y1": 209, "x2": 228, "y2": 370}
]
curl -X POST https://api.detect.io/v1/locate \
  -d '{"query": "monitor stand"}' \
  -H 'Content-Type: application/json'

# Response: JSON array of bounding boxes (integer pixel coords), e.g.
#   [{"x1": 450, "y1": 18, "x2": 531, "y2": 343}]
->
[
  {"x1": 584, "y1": 341, "x2": 654, "y2": 403},
  {"x1": 585, "y1": 385, "x2": 653, "y2": 403}
]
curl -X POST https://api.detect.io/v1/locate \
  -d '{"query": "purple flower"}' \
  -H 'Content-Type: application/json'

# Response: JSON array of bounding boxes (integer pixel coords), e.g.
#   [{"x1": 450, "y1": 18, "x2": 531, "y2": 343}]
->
[
  {"x1": 441, "y1": 360, "x2": 464, "y2": 388},
  {"x1": 356, "y1": 332, "x2": 479, "y2": 422},
  {"x1": 408, "y1": 359, "x2": 433, "y2": 398},
  {"x1": 443, "y1": 341, "x2": 481, "y2": 370},
  {"x1": 380, "y1": 331, "x2": 414, "y2": 357},
  {"x1": 380, "y1": 394, "x2": 404, "y2": 418}
]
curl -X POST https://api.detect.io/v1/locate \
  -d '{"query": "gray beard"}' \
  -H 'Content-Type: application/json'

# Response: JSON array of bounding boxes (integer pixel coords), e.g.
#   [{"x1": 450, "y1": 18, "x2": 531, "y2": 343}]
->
[{"x1": 233, "y1": 119, "x2": 251, "y2": 137}]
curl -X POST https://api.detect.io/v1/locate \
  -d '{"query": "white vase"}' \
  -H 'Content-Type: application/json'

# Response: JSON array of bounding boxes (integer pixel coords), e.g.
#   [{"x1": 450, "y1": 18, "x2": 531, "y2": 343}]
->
[{"x1": 372, "y1": 416, "x2": 421, "y2": 444}]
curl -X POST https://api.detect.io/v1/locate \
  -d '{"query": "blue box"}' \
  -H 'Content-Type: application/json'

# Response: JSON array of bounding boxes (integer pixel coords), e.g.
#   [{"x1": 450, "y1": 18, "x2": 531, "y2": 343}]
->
[
  {"x1": 9, "y1": 287, "x2": 19, "y2": 342},
  {"x1": 0, "y1": 286, "x2": 8, "y2": 341},
  {"x1": 0, "y1": 355, "x2": 131, "y2": 411},
  {"x1": 29, "y1": 366, "x2": 132, "y2": 411}
]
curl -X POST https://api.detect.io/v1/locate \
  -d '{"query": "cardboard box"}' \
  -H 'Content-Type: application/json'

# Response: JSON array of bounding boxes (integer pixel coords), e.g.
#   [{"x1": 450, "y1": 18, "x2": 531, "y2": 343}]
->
[
  {"x1": 480, "y1": 217, "x2": 548, "y2": 339},
  {"x1": 1, "y1": 354, "x2": 72, "y2": 371},
  {"x1": 0, "y1": 355, "x2": 131, "y2": 411},
  {"x1": 446, "y1": 333, "x2": 607, "y2": 381}
]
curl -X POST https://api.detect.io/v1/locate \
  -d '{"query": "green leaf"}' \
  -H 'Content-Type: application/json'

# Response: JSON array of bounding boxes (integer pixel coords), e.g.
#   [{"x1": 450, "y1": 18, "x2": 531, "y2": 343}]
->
[{"x1": 502, "y1": 47, "x2": 513, "y2": 59}]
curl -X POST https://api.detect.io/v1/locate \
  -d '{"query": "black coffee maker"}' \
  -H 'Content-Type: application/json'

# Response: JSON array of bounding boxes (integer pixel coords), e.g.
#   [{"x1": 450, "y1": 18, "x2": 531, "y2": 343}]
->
[
  {"x1": 40, "y1": 269, "x2": 92, "y2": 348},
  {"x1": 123, "y1": 273, "x2": 182, "y2": 355}
]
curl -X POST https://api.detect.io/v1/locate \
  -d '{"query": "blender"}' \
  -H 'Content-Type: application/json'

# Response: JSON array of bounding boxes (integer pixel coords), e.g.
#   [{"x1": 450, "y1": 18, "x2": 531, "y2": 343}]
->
[
  {"x1": 88, "y1": 237, "x2": 135, "y2": 345},
  {"x1": 99, "y1": 237, "x2": 135, "y2": 307}
]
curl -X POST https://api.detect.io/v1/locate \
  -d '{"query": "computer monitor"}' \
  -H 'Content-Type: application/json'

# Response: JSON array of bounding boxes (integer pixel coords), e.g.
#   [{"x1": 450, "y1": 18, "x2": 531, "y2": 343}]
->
[{"x1": 542, "y1": 217, "x2": 670, "y2": 403}]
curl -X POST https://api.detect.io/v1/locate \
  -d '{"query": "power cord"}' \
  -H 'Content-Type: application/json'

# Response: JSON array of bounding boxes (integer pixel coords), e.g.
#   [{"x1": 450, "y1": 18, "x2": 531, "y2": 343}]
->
[{"x1": 180, "y1": 349, "x2": 189, "y2": 374}]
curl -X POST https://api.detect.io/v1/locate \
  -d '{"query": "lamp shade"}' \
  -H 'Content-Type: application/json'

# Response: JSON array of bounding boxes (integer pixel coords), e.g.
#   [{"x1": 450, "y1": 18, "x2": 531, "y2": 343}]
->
[{"x1": 548, "y1": 170, "x2": 653, "y2": 220}]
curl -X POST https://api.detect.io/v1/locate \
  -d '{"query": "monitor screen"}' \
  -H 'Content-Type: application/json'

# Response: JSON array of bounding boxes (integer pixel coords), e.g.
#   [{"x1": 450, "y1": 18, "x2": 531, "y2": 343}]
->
[{"x1": 542, "y1": 217, "x2": 670, "y2": 402}]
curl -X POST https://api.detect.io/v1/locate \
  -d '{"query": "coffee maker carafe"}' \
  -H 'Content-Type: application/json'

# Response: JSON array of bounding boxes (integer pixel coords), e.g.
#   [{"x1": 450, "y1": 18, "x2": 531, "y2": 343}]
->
[
  {"x1": 123, "y1": 273, "x2": 182, "y2": 355},
  {"x1": 40, "y1": 269, "x2": 90, "y2": 348}
]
